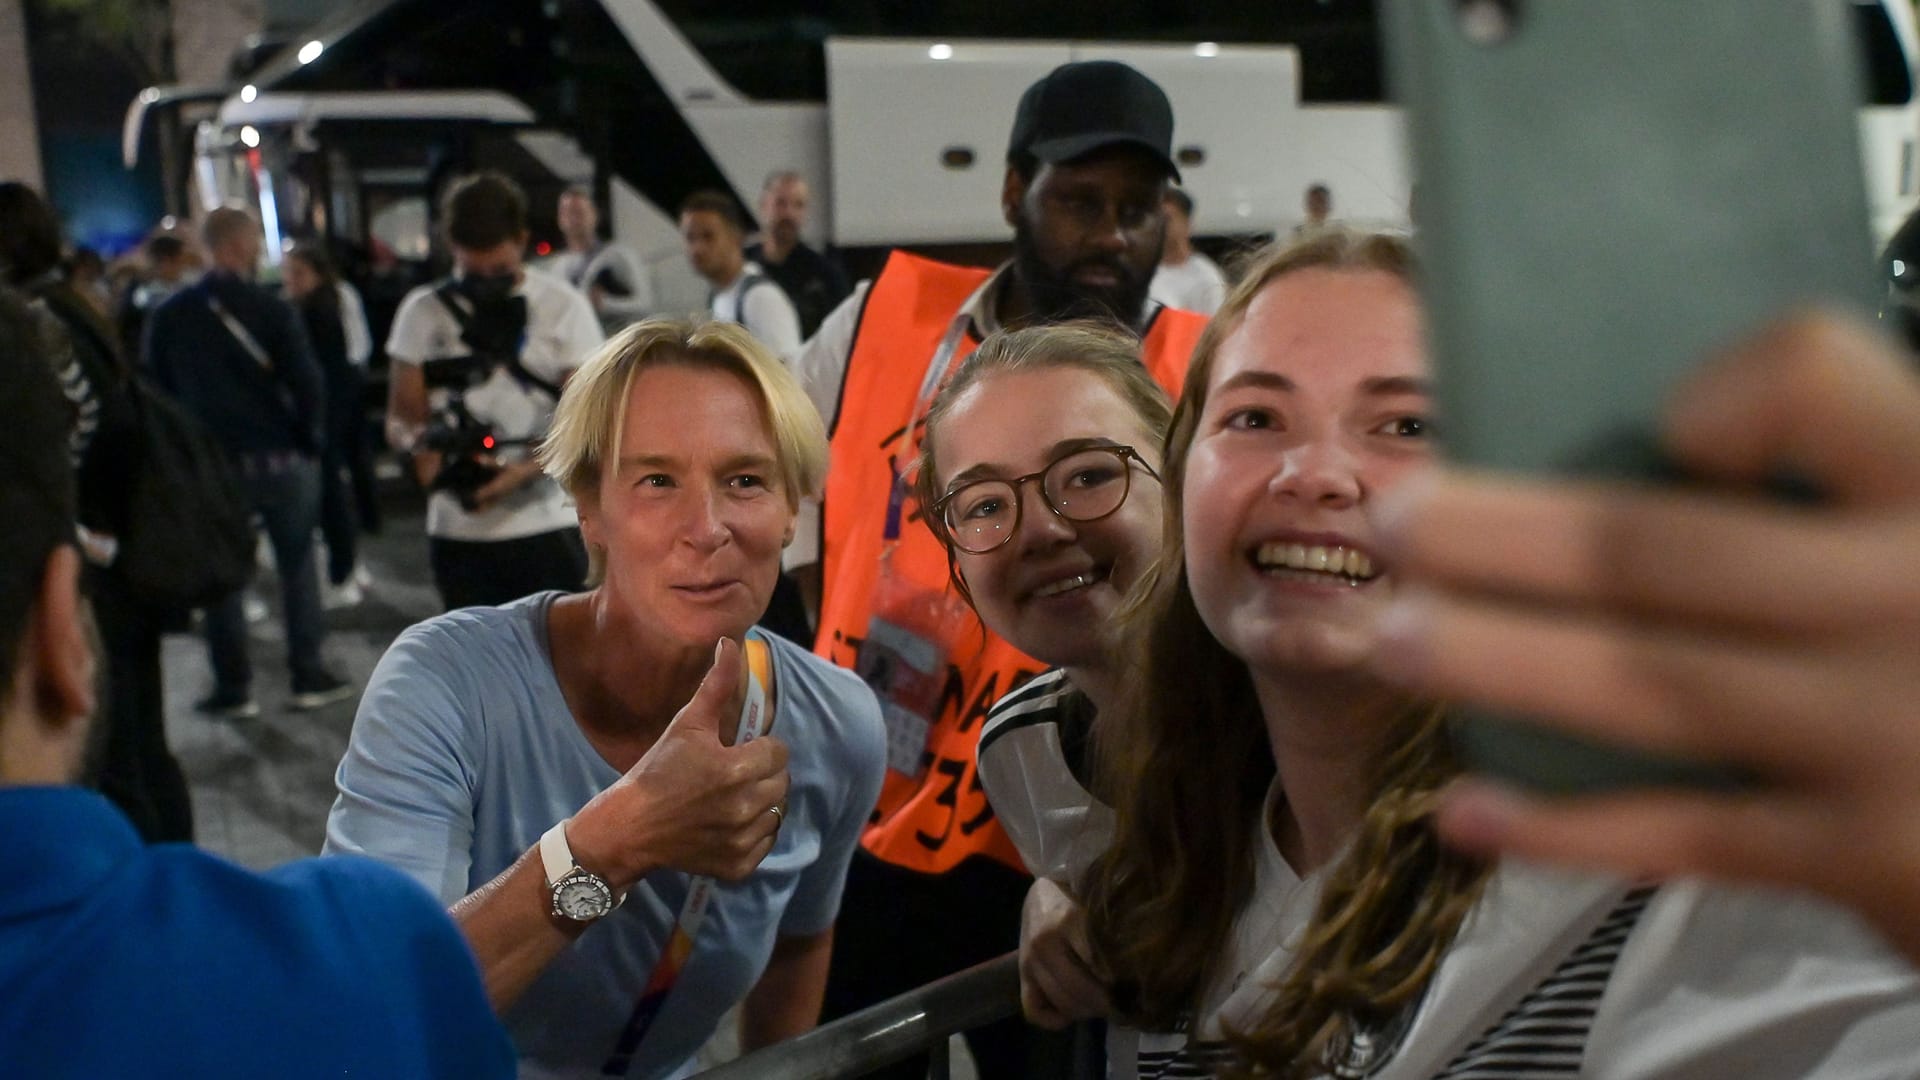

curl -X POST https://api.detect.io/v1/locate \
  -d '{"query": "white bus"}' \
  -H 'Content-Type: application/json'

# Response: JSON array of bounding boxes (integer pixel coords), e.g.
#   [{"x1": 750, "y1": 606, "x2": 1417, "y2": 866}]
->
[{"x1": 126, "y1": 0, "x2": 1920, "y2": 316}]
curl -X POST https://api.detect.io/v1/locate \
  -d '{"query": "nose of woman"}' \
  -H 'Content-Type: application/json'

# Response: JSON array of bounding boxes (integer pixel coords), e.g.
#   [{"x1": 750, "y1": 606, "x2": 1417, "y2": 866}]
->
[
  {"x1": 1014, "y1": 481, "x2": 1079, "y2": 555},
  {"x1": 1267, "y1": 438, "x2": 1363, "y2": 509},
  {"x1": 680, "y1": 484, "x2": 735, "y2": 552}
]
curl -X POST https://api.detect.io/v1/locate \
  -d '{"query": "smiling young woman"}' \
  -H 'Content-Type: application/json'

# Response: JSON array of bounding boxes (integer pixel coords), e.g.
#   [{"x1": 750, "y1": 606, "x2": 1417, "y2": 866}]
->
[
  {"x1": 916, "y1": 323, "x2": 1171, "y2": 711},
  {"x1": 912, "y1": 320, "x2": 1173, "y2": 1031},
  {"x1": 1081, "y1": 232, "x2": 1482, "y2": 1078},
  {"x1": 1082, "y1": 232, "x2": 1920, "y2": 1080}
]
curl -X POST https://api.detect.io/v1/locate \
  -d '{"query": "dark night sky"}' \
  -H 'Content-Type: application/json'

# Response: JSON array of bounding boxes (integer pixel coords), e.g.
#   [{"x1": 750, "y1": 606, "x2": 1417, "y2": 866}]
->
[
  {"x1": 25, "y1": 1, "x2": 165, "y2": 251},
  {"x1": 23, "y1": 0, "x2": 350, "y2": 251}
]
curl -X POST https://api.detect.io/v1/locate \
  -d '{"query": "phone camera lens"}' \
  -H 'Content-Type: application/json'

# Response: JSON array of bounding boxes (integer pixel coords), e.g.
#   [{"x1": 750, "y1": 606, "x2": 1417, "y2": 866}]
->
[{"x1": 1455, "y1": 0, "x2": 1521, "y2": 46}]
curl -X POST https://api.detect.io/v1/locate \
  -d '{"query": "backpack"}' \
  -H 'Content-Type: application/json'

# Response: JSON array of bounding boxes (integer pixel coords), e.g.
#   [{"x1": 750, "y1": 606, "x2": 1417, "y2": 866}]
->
[
  {"x1": 113, "y1": 375, "x2": 257, "y2": 610},
  {"x1": 28, "y1": 278, "x2": 256, "y2": 609},
  {"x1": 722, "y1": 273, "x2": 779, "y2": 328}
]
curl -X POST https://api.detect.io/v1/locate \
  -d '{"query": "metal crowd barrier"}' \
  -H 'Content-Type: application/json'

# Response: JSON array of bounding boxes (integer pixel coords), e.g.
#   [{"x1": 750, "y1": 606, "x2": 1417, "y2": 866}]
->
[{"x1": 695, "y1": 952, "x2": 1021, "y2": 1080}]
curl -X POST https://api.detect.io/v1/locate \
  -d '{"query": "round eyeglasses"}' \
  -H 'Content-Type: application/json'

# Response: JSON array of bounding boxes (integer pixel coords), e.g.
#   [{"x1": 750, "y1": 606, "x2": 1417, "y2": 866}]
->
[{"x1": 931, "y1": 445, "x2": 1160, "y2": 555}]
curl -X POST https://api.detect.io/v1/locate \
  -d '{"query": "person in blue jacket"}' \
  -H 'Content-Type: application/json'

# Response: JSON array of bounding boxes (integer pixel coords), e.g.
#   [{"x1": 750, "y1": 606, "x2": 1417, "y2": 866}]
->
[{"x1": 0, "y1": 286, "x2": 515, "y2": 1079}]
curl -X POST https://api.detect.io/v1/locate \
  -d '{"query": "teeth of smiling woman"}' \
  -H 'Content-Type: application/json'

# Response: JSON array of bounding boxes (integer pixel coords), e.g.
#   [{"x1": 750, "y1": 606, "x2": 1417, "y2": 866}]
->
[
  {"x1": 1033, "y1": 573, "x2": 1094, "y2": 599},
  {"x1": 1254, "y1": 543, "x2": 1376, "y2": 581}
]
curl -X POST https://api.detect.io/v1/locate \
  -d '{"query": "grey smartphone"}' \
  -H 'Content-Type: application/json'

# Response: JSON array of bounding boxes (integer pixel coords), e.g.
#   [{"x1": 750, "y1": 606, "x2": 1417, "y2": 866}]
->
[{"x1": 1382, "y1": 0, "x2": 1880, "y2": 794}]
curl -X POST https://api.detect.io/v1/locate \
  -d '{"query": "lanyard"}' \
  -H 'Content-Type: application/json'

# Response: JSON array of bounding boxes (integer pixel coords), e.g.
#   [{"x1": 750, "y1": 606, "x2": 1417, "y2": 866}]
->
[
  {"x1": 910, "y1": 310, "x2": 979, "y2": 433},
  {"x1": 884, "y1": 310, "x2": 978, "y2": 543},
  {"x1": 598, "y1": 638, "x2": 775, "y2": 1076}
]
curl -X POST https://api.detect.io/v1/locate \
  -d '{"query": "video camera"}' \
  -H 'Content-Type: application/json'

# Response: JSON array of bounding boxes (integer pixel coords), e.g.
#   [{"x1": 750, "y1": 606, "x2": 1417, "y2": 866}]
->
[
  {"x1": 446, "y1": 285, "x2": 529, "y2": 370},
  {"x1": 418, "y1": 356, "x2": 530, "y2": 510},
  {"x1": 414, "y1": 283, "x2": 557, "y2": 511}
]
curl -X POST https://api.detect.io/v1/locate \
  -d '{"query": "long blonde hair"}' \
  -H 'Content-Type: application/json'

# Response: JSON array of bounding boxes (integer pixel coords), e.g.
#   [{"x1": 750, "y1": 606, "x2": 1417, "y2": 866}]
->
[{"x1": 1082, "y1": 230, "x2": 1492, "y2": 1077}]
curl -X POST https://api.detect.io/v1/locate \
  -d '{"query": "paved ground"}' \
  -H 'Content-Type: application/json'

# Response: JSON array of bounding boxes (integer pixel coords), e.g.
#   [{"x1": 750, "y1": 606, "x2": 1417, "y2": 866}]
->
[
  {"x1": 160, "y1": 480, "x2": 977, "y2": 1077},
  {"x1": 161, "y1": 485, "x2": 439, "y2": 869}
]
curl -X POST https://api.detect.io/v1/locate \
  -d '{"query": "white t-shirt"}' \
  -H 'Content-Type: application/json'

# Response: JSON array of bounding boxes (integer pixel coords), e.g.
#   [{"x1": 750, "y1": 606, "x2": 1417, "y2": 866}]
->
[
  {"x1": 335, "y1": 281, "x2": 373, "y2": 367},
  {"x1": 386, "y1": 266, "x2": 604, "y2": 542},
  {"x1": 712, "y1": 263, "x2": 803, "y2": 358},
  {"x1": 541, "y1": 243, "x2": 655, "y2": 330},
  {"x1": 1149, "y1": 252, "x2": 1227, "y2": 316},
  {"x1": 1113, "y1": 787, "x2": 1920, "y2": 1079},
  {"x1": 975, "y1": 668, "x2": 1111, "y2": 885}
]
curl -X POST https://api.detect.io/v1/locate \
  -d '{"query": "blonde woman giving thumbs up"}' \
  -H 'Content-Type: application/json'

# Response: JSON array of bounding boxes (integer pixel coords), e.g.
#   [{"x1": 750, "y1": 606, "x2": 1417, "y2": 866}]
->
[{"x1": 325, "y1": 319, "x2": 886, "y2": 1080}]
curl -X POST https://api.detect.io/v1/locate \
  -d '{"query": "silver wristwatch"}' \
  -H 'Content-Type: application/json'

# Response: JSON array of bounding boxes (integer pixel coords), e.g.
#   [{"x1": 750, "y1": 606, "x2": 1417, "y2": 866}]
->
[{"x1": 540, "y1": 819, "x2": 623, "y2": 923}]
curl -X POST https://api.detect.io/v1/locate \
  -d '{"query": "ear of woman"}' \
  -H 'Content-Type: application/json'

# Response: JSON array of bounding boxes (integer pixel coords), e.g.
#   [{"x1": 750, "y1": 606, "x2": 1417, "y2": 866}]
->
[{"x1": 0, "y1": 547, "x2": 97, "y2": 785}]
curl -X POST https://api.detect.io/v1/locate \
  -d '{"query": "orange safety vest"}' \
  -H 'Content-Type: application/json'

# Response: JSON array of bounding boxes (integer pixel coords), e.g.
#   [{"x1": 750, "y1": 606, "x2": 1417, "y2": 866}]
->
[{"x1": 816, "y1": 250, "x2": 1206, "y2": 875}]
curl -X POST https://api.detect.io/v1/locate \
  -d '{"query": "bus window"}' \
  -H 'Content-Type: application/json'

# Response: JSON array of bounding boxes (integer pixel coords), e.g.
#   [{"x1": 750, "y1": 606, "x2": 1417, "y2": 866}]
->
[
  {"x1": 1856, "y1": 0, "x2": 1915, "y2": 106},
  {"x1": 368, "y1": 193, "x2": 431, "y2": 262}
]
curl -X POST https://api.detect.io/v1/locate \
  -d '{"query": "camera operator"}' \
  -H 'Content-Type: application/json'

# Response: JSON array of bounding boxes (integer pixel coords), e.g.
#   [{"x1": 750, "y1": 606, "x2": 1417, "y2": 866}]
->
[{"x1": 385, "y1": 172, "x2": 604, "y2": 611}]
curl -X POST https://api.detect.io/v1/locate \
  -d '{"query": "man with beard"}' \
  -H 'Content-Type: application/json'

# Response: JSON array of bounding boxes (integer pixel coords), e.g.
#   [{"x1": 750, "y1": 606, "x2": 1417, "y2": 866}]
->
[
  {"x1": 745, "y1": 171, "x2": 849, "y2": 339},
  {"x1": 791, "y1": 60, "x2": 1205, "y2": 1079}
]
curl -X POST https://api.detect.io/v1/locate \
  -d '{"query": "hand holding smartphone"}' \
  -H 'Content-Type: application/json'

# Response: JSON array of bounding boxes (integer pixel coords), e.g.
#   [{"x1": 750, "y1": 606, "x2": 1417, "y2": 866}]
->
[{"x1": 1382, "y1": 0, "x2": 1881, "y2": 794}]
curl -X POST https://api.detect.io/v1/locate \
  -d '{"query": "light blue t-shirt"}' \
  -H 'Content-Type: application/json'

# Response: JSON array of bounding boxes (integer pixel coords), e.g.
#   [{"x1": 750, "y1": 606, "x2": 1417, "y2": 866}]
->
[{"x1": 323, "y1": 592, "x2": 886, "y2": 1079}]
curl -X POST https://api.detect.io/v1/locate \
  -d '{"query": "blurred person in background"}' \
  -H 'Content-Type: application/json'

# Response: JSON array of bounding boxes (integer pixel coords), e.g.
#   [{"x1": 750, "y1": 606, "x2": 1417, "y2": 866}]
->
[
  {"x1": 1291, "y1": 182, "x2": 1336, "y2": 241},
  {"x1": 745, "y1": 171, "x2": 849, "y2": 340},
  {"x1": 64, "y1": 246, "x2": 109, "y2": 315},
  {"x1": 284, "y1": 241, "x2": 378, "y2": 601},
  {"x1": 548, "y1": 184, "x2": 654, "y2": 333},
  {"x1": 384, "y1": 172, "x2": 603, "y2": 611},
  {"x1": 333, "y1": 266, "x2": 375, "y2": 373},
  {"x1": 1148, "y1": 188, "x2": 1227, "y2": 315},
  {"x1": 146, "y1": 206, "x2": 352, "y2": 717},
  {"x1": 681, "y1": 190, "x2": 803, "y2": 359},
  {"x1": 0, "y1": 182, "x2": 192, "y2": 842},
  {"x1": 334, "y1": 266, "x2": 379, "y2": 531},
  {"x1": 118, "y1": 232, "x2": 194, "y2": 357}
]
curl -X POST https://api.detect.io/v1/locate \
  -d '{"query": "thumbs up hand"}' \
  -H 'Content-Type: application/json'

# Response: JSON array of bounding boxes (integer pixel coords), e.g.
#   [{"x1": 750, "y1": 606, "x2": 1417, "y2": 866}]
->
[{"x1": 571, "y1": 637, "x2": 791, "y2": 886}]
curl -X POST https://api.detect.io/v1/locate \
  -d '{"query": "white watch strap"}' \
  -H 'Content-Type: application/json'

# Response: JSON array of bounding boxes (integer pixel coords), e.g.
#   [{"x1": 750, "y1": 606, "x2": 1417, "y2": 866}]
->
[
  {"x1": 540, "y1": 818, "x2": 626, "y2": 908},
  {"x1": 540, "y1": 819, "x2": 574, "y2": 887}
]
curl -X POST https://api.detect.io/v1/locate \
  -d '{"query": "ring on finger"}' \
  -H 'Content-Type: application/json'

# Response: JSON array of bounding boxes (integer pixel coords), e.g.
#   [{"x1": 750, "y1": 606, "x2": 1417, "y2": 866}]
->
[{"x1": 768, "y1": 804, "x2": 785, "y2": 826}]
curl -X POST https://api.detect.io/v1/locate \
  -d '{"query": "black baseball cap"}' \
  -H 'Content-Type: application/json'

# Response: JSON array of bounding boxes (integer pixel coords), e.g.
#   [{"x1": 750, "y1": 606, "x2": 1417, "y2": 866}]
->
[{"x1": 1007, "y1": 60, "x2": 1180, "y2": 182}]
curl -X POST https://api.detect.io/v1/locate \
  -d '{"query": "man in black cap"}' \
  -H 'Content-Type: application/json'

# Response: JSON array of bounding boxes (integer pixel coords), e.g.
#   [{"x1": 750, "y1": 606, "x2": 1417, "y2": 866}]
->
[{"x1": 795, "y1": 60, "x2": 1207, "y2": 1078}]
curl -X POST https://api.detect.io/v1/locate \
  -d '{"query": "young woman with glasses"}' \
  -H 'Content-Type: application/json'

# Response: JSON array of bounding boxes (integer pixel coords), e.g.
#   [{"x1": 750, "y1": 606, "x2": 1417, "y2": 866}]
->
[
  {"x1": 913, "y1": 321, "x2": 1172, "y2": 1031},
  {"x1": 1082, "y1": 230, "x2": 1920, "y2": 1078}
]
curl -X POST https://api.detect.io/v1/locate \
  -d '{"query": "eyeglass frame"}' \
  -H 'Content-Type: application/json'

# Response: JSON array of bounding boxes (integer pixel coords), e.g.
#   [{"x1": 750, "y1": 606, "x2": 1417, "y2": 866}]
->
[{"x1": 927, "y1": 443, "x2": 1162, "y2": 555}]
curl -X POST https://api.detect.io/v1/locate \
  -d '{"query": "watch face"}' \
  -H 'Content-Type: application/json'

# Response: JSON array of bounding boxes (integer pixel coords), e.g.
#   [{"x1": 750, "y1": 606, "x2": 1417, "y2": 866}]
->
[{"x1": 552, "y1": 872, "x2": 616, "y2": 921}]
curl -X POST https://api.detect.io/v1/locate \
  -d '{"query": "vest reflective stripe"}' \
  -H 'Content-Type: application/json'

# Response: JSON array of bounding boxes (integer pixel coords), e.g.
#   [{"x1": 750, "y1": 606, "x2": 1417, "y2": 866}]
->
[{"x1": 818, "y1": 250, "x2": 1205, "y2": 874}]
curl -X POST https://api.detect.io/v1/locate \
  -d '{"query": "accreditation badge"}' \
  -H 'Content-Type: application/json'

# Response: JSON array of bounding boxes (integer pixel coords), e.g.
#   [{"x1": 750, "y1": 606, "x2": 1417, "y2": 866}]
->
[{"x1": 855, "y1": 545, "x2": 972, "y2": 779}]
